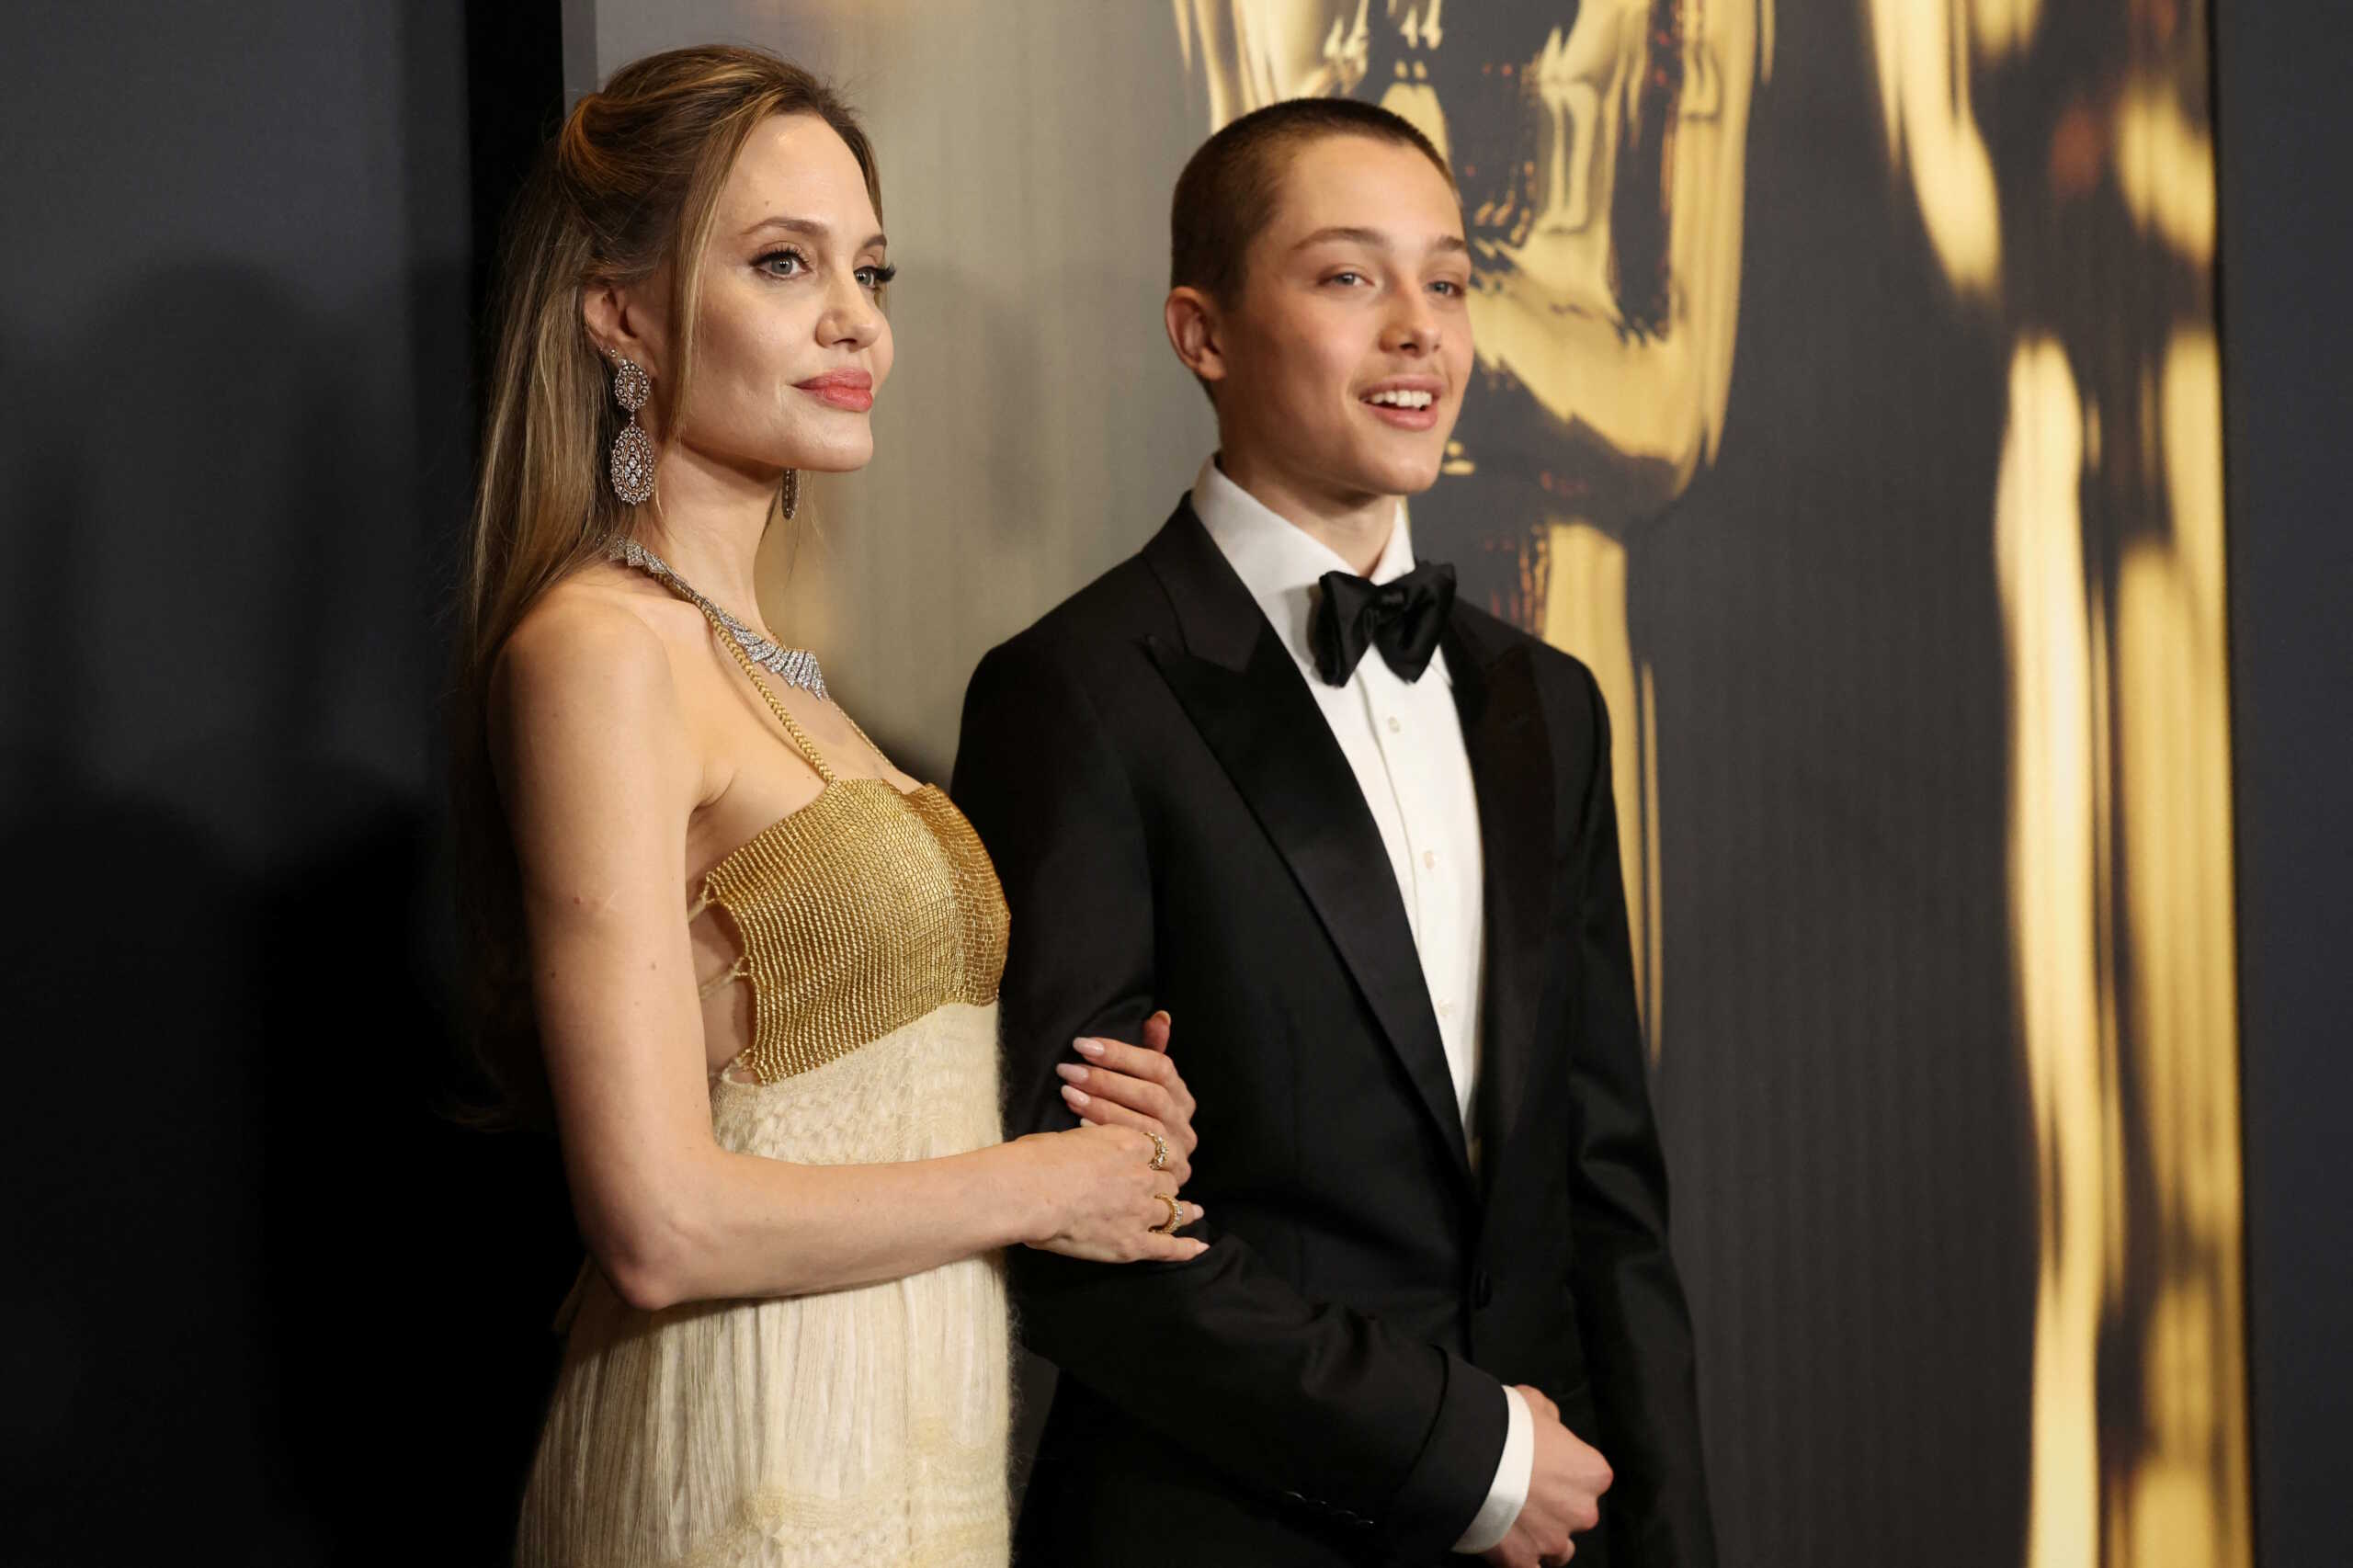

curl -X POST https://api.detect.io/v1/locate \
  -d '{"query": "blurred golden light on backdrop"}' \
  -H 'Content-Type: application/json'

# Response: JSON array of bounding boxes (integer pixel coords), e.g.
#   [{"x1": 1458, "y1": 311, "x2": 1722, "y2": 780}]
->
[
  {"x1": 1177, "y1": 0, "x2": 1770, "y2": 1057},
  {"x1": 1873, "y1": 2, "x2": 2248, "y2": 1562},
  {"x1": 1177, "y1": 5, "x2": 2249, "y2": 1564}
]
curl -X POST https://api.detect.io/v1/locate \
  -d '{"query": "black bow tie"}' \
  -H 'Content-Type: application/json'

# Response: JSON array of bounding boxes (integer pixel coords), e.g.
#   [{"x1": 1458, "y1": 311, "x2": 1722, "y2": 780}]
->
[{"x1": 1308, "y1": 561, "x2": 1457, "y2": 686}]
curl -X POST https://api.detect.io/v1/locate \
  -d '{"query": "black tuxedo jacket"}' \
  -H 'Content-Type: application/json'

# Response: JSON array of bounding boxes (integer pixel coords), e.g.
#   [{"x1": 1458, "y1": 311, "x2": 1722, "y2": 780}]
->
[{"x1": 951, "y1": 503, "x2": 1713, "y2": 1568}]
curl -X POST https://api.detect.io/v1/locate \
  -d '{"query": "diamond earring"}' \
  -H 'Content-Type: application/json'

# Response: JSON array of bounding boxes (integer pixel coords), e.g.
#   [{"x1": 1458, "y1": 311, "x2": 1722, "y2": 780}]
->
[
  {"x1": 782, "y1": 468, "x2": 799, "y2": 520},
  {"x1": 608, "y1": 354, "x2": 655, "y2": 505}
]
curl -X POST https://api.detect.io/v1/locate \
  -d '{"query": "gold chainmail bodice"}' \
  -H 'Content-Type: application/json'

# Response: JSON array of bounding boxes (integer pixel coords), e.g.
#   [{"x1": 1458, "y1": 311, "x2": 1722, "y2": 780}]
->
[{"x1": 690, "y1": 609, "x2": 1007, "y2": 1085}]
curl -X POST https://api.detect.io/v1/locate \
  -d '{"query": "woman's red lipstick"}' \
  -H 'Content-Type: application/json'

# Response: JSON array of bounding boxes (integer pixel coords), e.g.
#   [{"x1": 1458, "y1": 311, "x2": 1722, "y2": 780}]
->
[{"x1": 795, "y1": 369, "x2": 874, "y2": 413}]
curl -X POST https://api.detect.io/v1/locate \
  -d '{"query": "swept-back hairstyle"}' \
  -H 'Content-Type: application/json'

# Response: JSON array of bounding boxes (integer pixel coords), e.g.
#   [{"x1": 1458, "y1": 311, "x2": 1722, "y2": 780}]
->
[
  {"x1": 453, "y1": 45, "x2": 880, "y2": 1125},
  {"x1": 1167, "y1": 97, "x2": 1452, "y2": 405},
  {"x1": 1170, "y1": 97, "x2": 1452, "y2": 305}
]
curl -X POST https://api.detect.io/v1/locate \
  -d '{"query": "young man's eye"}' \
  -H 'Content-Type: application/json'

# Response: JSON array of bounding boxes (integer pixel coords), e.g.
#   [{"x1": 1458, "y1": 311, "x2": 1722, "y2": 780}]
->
[
  {"x1": 1327, "y1": 270, "x2": 1368, "y2": 287},
  {"x1": 756, "y1": 247, "x2": 808, "y2": 278},
  {"x1": 1429, "y1": 278, "x2": 1465, "y2": 298}
]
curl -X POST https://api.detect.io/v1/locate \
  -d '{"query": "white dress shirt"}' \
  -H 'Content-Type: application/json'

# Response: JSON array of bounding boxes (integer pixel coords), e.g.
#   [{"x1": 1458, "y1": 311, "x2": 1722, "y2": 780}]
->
[{"x1": 1190, "y1": 456, "x2": 1534, "y2": 1555}]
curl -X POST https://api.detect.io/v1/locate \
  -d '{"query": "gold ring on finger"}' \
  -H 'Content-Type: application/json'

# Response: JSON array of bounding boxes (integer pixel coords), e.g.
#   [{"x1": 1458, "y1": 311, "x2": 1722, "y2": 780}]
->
[
  {"x1": 1147, "y1": 1130, "x2": 1170, "y2": 1171},
  {"x1": 1151, "y1": 1193, "x2": 1182, "y2": 1234}
]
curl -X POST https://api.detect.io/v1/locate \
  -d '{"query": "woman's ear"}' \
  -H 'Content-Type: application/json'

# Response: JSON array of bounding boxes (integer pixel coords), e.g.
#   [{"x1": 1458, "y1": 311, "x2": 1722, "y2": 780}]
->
[{"x1": 583, "y1": 281, "x2": 663, "y2": 374}]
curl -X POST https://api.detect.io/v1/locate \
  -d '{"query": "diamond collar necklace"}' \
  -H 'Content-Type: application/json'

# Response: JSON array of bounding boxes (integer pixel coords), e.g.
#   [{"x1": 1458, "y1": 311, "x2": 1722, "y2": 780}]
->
[{"x1": 608, "y1": 537, "x2": 828, "y2": 702}]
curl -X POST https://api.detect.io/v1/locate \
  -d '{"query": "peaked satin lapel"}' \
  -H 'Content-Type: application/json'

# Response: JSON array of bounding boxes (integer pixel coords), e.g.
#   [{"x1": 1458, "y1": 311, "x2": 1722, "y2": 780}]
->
[
  {"x1": 1142, "y1": 506, "x2": 1474, "y2": 1186},
  {"x1": 1446, "y1": 611, "x2": 1556, "y2": 1194}
]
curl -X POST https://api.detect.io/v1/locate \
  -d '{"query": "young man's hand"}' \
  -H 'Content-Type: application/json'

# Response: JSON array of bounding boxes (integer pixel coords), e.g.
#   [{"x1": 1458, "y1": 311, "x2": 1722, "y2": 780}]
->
[{"x1": 1482, "y1": 1385, "x2": 1612, "y2": 1567}]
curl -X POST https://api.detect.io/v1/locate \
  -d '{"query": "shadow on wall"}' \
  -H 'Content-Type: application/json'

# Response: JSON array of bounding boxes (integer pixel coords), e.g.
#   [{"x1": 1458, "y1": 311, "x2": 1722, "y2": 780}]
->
[{"x1": 0, "y1": 260, "x2": 572, "y2": 1561}]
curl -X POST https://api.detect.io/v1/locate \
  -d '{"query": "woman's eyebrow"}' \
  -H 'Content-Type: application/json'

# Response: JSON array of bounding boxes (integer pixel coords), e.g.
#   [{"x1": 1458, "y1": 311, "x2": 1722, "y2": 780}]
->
[{"x1": 744, "y1": 214, "x2": 887, "y2": 249}]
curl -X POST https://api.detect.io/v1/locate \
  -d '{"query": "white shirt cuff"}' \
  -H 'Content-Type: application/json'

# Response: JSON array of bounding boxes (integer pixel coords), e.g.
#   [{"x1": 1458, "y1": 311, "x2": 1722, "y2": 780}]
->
[{"x1": 1452, "y1": 1382, "x2": 1534, "y2": 1554}]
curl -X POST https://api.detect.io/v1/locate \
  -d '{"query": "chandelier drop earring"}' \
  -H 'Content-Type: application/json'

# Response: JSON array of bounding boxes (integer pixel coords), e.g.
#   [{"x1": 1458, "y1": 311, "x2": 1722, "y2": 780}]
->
[
  {"x1": 781, "y1": 468, "x2": 800, "y2": 521},
  {"x1": 608, "y1": 353, "x2": 656, "y2": 505}
]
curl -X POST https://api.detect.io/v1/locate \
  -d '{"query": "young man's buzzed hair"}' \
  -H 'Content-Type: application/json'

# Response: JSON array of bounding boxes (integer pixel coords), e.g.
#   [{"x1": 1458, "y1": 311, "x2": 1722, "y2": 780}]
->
[{"x1": 1169, "y1": 97, "x2": 1455, "y2": 305}]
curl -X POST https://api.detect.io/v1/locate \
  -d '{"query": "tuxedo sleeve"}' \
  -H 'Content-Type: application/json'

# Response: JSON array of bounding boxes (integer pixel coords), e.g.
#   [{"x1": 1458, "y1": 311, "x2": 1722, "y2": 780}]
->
[
  {"x1": 1560, "y1": 665, "x2": 1718, "y2": 1568},
  {"x1": 952, "y1": 635, "x2": 1508, "y2": 1565}
]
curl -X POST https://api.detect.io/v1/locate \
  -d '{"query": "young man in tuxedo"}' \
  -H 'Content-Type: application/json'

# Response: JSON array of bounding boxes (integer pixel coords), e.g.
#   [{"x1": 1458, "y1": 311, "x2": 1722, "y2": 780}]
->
[{"x1": 952, "y1": 98, "x2": 1714, "y2": 1568}]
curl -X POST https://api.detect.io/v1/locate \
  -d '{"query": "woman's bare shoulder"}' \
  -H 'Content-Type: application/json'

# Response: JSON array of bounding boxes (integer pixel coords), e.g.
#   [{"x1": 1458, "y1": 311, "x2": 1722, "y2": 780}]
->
[
  {"x1": 498, "y1": 569, "x2": 699, "y2": 699},
  {"x1": 488, "y1": 570, "x2": 704, "y2": 783}
]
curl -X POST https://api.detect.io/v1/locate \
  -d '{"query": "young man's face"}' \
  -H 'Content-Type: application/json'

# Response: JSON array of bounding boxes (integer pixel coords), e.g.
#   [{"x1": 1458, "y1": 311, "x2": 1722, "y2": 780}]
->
[{"x1": 1211, "y1": 134, "x2": 1473, "y2": 502}]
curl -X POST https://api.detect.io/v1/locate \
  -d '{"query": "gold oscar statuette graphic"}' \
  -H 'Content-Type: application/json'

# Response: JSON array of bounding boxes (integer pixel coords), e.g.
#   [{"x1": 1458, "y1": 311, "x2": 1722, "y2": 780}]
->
[
  {"x1": 1871, "y1": 5, "x2": 2246, "y2": 1565},
  {"x1": 1176, "y1": 0, "x2": 1773, "y2": 1058},
  {"x1": 1180, "y1": 5, "x2": 2248, "y2": 1564}
]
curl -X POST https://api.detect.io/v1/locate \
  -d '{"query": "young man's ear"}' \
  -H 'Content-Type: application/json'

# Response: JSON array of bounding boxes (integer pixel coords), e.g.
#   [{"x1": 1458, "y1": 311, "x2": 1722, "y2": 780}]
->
[{"x1": 1165, "y1": 286, "x2": 1228, "y2": 394}]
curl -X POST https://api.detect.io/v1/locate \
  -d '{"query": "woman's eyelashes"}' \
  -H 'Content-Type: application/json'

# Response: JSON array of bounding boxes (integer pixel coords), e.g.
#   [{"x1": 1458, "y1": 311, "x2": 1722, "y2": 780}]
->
[
  {"x1": 753, "y1": 246, "x2": 896, "y2": 293},
  {"x1": 755, "y1": 244, "x2": 810, "y2": 278}
]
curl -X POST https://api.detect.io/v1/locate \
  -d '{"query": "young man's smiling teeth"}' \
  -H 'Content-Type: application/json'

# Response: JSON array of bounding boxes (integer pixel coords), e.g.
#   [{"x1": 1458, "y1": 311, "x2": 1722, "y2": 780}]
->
[{"x1": 1363, "y1": 388, "x2": 1435, "y2": 409}]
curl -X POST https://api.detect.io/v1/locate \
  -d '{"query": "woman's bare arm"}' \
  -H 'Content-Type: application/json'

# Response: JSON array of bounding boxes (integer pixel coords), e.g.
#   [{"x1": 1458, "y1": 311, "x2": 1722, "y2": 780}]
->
[{"x1": 489, "y1": 594, "x2": 1198, "y2": 1312}]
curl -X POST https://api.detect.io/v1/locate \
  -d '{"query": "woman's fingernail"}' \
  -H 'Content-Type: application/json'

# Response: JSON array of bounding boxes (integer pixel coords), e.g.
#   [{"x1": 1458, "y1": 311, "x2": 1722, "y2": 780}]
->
[
  {"x1": 1060, "y1": 1084, "x2": 1090, "y2": 1108},
  {"x1": 1073, "y1": 1038, "x2": 1106, "y2": 1057},
  {"x1": 1055, "y1": 1062, "x2": 1087, "y2": 1084}
]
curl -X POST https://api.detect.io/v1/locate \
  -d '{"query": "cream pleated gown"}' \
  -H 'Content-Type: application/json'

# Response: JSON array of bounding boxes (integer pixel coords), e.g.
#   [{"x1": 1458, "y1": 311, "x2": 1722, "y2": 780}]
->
[{"x1": 517, "y1": 625, "x2": 1013, "y2": 1568}]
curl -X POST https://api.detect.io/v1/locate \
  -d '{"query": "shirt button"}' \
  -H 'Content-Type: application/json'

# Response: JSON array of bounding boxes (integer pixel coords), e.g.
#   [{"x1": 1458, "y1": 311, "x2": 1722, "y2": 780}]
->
[
  {"x1": 1438, "y1": 1000, "x2": 1454, "y2": 1018},
  {"x1": 1423, "y1": 849, "x2": 1438, "y2": 869},
  {"x1": 1387, "y1": 715, "x2": 1403, "y2": 733}
]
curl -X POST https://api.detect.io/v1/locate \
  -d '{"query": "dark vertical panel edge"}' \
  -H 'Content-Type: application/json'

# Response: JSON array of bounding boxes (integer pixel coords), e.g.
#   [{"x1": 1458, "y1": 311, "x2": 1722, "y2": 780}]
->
[{"x1": 2211, "y1": 1, "x2": 2353, "y2": 1564}]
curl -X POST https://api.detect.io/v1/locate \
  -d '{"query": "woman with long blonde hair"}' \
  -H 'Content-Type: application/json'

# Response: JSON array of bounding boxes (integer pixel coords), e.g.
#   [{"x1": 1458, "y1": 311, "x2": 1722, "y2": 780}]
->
[{"x1": 455, "y1": 46, "x2": 1205, "y2": 1566}]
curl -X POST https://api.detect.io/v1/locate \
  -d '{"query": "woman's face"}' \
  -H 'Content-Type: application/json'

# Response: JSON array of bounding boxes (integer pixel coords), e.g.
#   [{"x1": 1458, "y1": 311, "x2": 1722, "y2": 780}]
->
[{"x1": 648, "y1": 112, "x2": 895, "y2": 477}]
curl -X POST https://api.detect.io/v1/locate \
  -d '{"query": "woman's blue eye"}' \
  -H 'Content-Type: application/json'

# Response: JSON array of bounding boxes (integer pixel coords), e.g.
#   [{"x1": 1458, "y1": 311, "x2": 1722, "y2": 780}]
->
[
  {"x1": 858, "y1": 263, "x2": 898, "y2": 291},
  {"x1": 756, "y1": 248, "x2": 807, "y2": 277}
]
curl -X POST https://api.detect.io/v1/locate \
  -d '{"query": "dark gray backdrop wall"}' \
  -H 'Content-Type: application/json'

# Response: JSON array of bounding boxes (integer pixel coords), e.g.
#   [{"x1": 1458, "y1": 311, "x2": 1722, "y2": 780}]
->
[
  {"x1": 2214, "y1": 4, "x2": 2353, "y2": 1566},
  {"x1": 0, "y1": 1, "x2": 567, "y2": 1559},
  {"x1": 1, "y1": 2, "x2": 2347, "y2": 1563}
]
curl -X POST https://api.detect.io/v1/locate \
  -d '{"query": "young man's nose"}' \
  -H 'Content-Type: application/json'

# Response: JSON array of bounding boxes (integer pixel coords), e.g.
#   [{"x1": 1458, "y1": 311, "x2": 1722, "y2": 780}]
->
[{"x1": 1379, "y1": 299, "x2": 1439, "y2": 356}]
